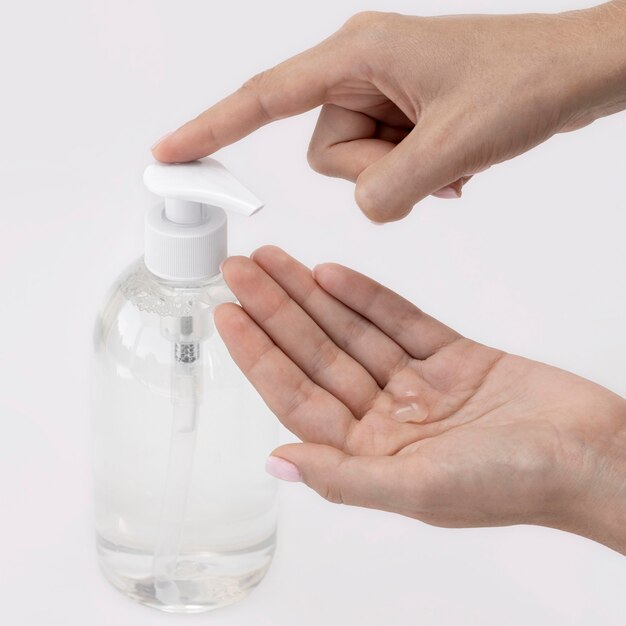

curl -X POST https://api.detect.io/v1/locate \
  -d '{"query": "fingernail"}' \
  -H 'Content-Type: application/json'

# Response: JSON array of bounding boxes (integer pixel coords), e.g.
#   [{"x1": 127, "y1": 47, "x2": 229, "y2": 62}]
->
[
  {"x1": 312, "y1": 263, "x2": 335, "y2": 283},
  {"x1": 265, "y1": 456, "x2": 302, "y2": 482},
  {"x1": 432, "y1": 186, "x2": 461, "y2": 199},
  {"x1": 151, "y1": 131, "x2": 173, "y2": 151}
]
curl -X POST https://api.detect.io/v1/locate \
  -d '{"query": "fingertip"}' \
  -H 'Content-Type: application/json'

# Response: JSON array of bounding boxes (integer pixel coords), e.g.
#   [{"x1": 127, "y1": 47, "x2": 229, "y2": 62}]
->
[
  {"x1": 213, "y1": 301, "x2": 245, "y2": 335},
  {"x1": 219, "y1": 255, "x2": 236, "y2": 275},
  {"x1": 219, "y1": 254, "x2": 250, "y2": 281},
  {"x1": 150, "y1": 131, "x2": 181, "y2": 163},
  {"x1": 311, "y1": 262, "x2": 340, "y2": 285},
  {"x1": 268, "y1": 444, "x2": 308, "y2": 478},
  {"x1": 313, "y1": 263, "x2": 360, "y2": 303},
  {"x1": 213, "y1": 299, "x2": 233, "y2": 320},
  {"x1": 150, "y1": 122, "x2": 216, "y2": 163},
  {"x1": 271, "y1": 442, "x2": 347, "y2": 474},
  {"x1": 218, "y1": 256, "x2": 232, "y2": 282},
  {"x1": 217, "y1": 256, "x2": 255, "y2": 311},
  {"x1": 265, "y1": 455, "x2": 302, "y2": 482},
  {"x1": 250, "y1": 244, "x2": 285, "y2": 266}
]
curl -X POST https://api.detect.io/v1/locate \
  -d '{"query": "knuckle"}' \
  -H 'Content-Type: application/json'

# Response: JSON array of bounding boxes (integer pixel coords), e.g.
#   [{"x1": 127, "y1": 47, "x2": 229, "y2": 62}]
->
[
  {"x1": 337, "y1": 315, "x2": 369, "y2": 351},
  {"x1": 341, "y1": 11, "x2": 400, "y2": 49},
  {"x1": 239, "y1": 69, "x2": 275, "y2": 121},
  {"x1": 354, "y1": 179, "x2": 384, "y2": 222},
  {"x1": 339, "y1": 11, "x2": 405, "y2": 71},
  {"x1": 306, "y1": 141, "x2": 331, "y2": 175},
  {"x1": 240, "y1": 71, "x2": 264, "y2": 94},
  {"x1": 355, "y1": 178, "x2": 412, "y2": 223},
  {"x1": 343, "y1": 10, "x2": 386, "y2": 31},
  {"x1": 281, "y1": 376, "x2": 315, "y2": 421},
  {"x1": 309, "y1": 340, "x2": 340, "y2": 377},
  {"x1": 321, "y1": 481, "x2": 345, "y2": 505}
]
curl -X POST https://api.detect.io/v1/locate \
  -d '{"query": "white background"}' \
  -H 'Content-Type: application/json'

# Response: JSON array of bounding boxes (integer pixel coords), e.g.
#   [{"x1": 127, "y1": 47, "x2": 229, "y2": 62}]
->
[{"x1": 1, "y1": 1, "x2": 625, "y2": 624}]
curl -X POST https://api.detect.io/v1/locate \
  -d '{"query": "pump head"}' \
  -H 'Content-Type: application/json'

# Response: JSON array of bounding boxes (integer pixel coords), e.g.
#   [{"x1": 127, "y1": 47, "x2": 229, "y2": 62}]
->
[{"x1": 143, "y1": 159, "x2": 263, "y2": 281}]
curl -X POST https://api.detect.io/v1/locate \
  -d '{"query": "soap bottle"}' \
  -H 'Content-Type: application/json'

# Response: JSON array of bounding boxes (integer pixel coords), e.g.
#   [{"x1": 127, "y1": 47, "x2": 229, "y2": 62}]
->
[{"x1": 92, "y1": 159, "x2": 278, "y2": 613}]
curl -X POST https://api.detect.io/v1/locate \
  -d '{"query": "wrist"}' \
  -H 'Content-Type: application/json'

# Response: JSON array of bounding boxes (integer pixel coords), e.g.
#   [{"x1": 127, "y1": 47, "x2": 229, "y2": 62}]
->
[
  {"x1": 561, "y1": 393, "x2": 626, "y2": 554},
  {"x1": 555, "y1": 2, "x2": 626, "y2": 127}
]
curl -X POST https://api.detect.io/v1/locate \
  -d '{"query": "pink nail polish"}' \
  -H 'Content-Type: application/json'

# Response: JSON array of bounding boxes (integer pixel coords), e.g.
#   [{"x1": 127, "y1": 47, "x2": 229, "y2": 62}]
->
[
  {"x1": 151, "y1": 131, "x2": 173, "y2": 151},
  {"x1": 432, "y1": 186, "x2": 461, "y2": 199},
  {"x1": 265, "y1": 456, "x2": 302, "y2": 482}
]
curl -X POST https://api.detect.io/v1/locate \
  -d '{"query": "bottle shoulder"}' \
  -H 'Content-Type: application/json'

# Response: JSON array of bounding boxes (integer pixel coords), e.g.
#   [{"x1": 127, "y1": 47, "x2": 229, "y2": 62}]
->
[
  {"x1": 94, "y1": 258, "x2": 236, "y2": 357},
  {"x1": 109, "y1": 258, "x2": 236, "y2": 317}
]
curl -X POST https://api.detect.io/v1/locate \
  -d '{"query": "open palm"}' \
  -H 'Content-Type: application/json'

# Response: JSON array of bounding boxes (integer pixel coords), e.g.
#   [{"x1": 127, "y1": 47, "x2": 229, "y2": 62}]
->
[{"x1": 215, "y1": 246, "x2": 622, "y2": 531}]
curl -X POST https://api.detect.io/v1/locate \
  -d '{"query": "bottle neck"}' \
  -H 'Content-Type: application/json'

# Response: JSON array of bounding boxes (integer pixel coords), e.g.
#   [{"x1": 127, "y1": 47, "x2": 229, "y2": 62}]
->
[
  {"x1": 144, "y1": 203, "x2": 227, "y2": 281},
  {"x1": 141, "y1": 258, "x2": 224, "y2": 290}
]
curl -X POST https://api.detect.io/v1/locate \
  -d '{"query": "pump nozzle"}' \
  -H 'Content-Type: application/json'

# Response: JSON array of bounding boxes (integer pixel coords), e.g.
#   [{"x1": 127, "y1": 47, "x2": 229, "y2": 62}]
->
[{"x1": 143, "y1": 159, "x2": 263, "y2": 281}]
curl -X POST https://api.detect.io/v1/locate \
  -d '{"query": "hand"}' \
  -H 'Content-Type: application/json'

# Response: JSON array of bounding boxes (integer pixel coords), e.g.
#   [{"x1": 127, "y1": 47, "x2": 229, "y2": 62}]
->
[
  {"x1": 153, "y1": 3, "x2": 626, "y2": 222},
  {"x1": 214, "y1": 246, "x2": 626, "y2": 554}
]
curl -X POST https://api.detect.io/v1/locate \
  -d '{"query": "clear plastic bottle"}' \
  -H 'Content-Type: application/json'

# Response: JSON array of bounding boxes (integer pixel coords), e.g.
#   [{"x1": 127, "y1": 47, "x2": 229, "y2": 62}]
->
[{"x1": 92, "y1": 160, "x2": 277, "y2": 612}]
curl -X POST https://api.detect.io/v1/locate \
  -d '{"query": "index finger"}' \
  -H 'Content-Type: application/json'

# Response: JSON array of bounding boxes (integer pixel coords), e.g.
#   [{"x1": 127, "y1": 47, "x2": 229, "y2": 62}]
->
[
  {"x1": 152, "y1": 44, "x2": 336, "y2": 163},
  {"x1": 214, "y1": 301, "x2": 355, "y2": 448}
]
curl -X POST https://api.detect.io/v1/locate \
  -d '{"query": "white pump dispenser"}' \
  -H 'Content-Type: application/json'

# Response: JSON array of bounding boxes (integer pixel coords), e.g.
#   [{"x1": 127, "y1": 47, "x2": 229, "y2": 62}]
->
[
  {"x1": 143, "y1": 159, "x2": 263, "y2": 281},
  {"x1": 92, "y1": 157, "x2": 277, "y2": 613}
]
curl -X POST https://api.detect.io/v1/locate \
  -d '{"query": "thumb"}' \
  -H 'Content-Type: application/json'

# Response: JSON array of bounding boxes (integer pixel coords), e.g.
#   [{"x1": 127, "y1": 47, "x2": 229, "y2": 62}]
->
[
  {"x1": 354, "y1": 123, "x2": 468, "y2": 222},
  {"x1": 266, "y1": 443, "x2": 409, "y2": 512}
]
